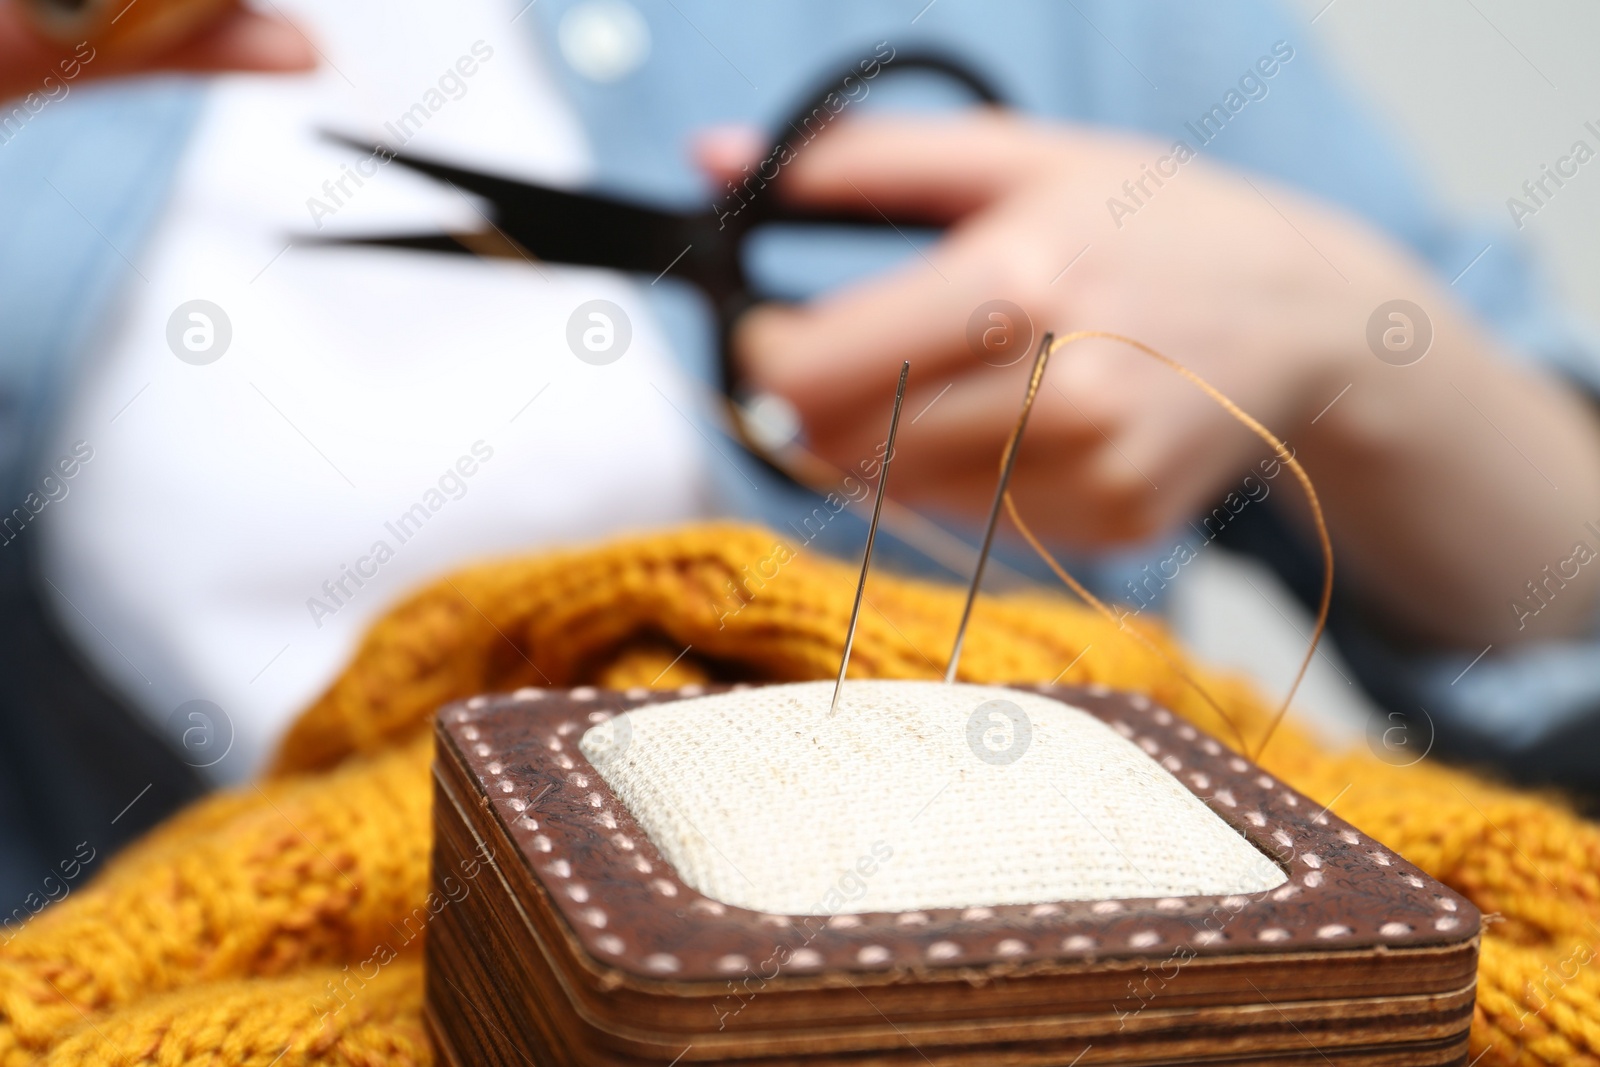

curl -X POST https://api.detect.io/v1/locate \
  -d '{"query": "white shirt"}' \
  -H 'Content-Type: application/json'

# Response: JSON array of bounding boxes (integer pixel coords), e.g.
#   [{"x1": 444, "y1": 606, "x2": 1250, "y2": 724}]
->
[{"x1": 39, "y1": 0, "x2": 712, "y2": 781}]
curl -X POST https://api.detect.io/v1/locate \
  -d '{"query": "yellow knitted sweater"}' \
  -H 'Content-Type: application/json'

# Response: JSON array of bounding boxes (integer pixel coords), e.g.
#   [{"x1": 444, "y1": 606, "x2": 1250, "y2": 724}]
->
[{"x1": 2, "y1": 524, "x2": 1597, "y2": 1066}]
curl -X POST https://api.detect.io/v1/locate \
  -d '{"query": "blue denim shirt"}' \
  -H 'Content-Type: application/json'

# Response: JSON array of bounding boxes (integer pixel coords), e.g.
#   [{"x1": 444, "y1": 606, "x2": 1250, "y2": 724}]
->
[{"x1": 4, "y1": 0, "x2": 1598, "y2": 766}]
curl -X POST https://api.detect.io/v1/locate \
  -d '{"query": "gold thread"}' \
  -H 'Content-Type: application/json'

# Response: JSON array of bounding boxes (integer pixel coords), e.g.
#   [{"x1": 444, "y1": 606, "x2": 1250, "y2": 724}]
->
[{"x1": 1001, "y1": 331, "x2": 1333, "y2": 762}]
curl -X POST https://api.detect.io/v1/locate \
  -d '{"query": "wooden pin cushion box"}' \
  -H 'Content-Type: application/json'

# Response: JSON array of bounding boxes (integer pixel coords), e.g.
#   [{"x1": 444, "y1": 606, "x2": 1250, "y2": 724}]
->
[{"x1": 426, "y1": 683, "x2": 1479, "y2": 1066}]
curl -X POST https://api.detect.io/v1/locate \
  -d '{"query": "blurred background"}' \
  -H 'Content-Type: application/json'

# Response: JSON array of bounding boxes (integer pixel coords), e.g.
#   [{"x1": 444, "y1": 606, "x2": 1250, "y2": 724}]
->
[
  {"x1": 1180, "y1": 0, "x2": 1600, "y2": 745},
  {"x1": 6, "y1": 0, "x2": 1600, "y2": 916}
]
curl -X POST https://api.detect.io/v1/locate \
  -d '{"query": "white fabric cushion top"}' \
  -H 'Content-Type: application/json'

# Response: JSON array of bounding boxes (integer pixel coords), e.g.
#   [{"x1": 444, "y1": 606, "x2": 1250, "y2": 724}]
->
[{"x1": 580, "y1": 681, "x2": 1286, "y2": 915}]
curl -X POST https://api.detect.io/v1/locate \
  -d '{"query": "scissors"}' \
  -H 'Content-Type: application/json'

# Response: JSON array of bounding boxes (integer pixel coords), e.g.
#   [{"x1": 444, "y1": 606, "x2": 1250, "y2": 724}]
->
[{"x1": 305, "y1": 52, "x2": 1005, "y2": 477}]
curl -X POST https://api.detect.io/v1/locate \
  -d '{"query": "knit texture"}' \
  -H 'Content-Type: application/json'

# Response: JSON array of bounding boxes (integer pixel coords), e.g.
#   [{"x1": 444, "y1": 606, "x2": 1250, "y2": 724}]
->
[
  {"x1": 2, "y1": 523, "x2": 1597, "y2": 1066},
  {"x1": 581, "y1": 680, "x2": 1287, "y2": 913}
]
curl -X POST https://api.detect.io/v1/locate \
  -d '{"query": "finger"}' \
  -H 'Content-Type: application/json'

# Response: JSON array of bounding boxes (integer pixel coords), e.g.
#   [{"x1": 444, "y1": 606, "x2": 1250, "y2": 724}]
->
[
  {"x1": 0, "y1": 1, "x2": 88, "y2": 97},
  {"x1": 816, "y1": 369, "x2": 1100, "y2": 473},
  {"x1": 736, "y1": 264, "x2": 983, "y2": 438},
  {"x1": 734, "y1": 205, "x2": 1065, "y2": 428},
  {"x1": 770, "y1": 111, "x2": 1050, "y2": 219},
  {"x1": 693, "y1": 124, "x2": 767, "y2": 186},
  {"x1": 870, "y1": 445, "x2": 1160, "y2": 549},
  {"x1": 154, "y1": 7, "x2": 318, "y2": 73}
]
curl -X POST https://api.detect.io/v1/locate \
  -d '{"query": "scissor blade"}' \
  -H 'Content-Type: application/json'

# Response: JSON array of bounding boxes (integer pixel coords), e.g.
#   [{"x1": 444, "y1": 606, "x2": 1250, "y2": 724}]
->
[{"x1": 321, "y1": 131, "x2": 700, "y2": 273}]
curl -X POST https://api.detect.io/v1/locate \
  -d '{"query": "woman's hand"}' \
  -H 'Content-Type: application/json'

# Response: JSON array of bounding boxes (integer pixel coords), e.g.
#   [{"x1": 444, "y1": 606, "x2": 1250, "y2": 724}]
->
[
  {"x1": 706, "y1": 113, "x2": 1600, "y2": 647},
  {"x1": 0, "y1": 0, "x2": 314, "y2": 102}
]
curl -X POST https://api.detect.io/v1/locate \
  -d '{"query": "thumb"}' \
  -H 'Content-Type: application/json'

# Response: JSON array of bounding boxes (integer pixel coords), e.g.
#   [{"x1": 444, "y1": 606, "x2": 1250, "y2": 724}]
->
[
  {"x1": 777, "y1": 110, "x2": 1045, "y2": 221},
  {"x1": 696, "y1": 111, "x2": 1045, "y2": 222}
]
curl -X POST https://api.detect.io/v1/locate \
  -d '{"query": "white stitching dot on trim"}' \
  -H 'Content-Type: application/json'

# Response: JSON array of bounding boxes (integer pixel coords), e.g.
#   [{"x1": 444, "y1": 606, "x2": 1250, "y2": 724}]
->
[
  {"x1": 1129, "y1": 931, "x2": 1160, "y2": 949},
  {"x1": 858, "y1": 945, "x2": 890, "y2": 964},
  {"x1": 645, "y1": 953, "x2": 680, "y2": 973},
  {"x1": 571, "y1": 687, "x2": 598, "y2": 701},
  {"x1": 996, "y1": 938, "x2": 1029, "y2": 956},
  {"x1": 928, "y1": 940, "x2": 961, "y2": 960}
]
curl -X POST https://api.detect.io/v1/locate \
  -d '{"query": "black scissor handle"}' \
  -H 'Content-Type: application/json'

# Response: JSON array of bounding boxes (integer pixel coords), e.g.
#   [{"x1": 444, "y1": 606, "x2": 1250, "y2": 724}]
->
[{"x1": 716, "y1": 51, "x2": 1010, "y2": 467}]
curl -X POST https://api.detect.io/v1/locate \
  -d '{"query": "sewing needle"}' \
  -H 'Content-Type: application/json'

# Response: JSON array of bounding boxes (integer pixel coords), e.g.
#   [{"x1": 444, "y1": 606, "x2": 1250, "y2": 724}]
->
[
  {"x1": 831, "y1": 360, "x2": 910, "y2": 717},
  {"x1": 944, "y1": 332, "x2": 1054, "y2": 683}
]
